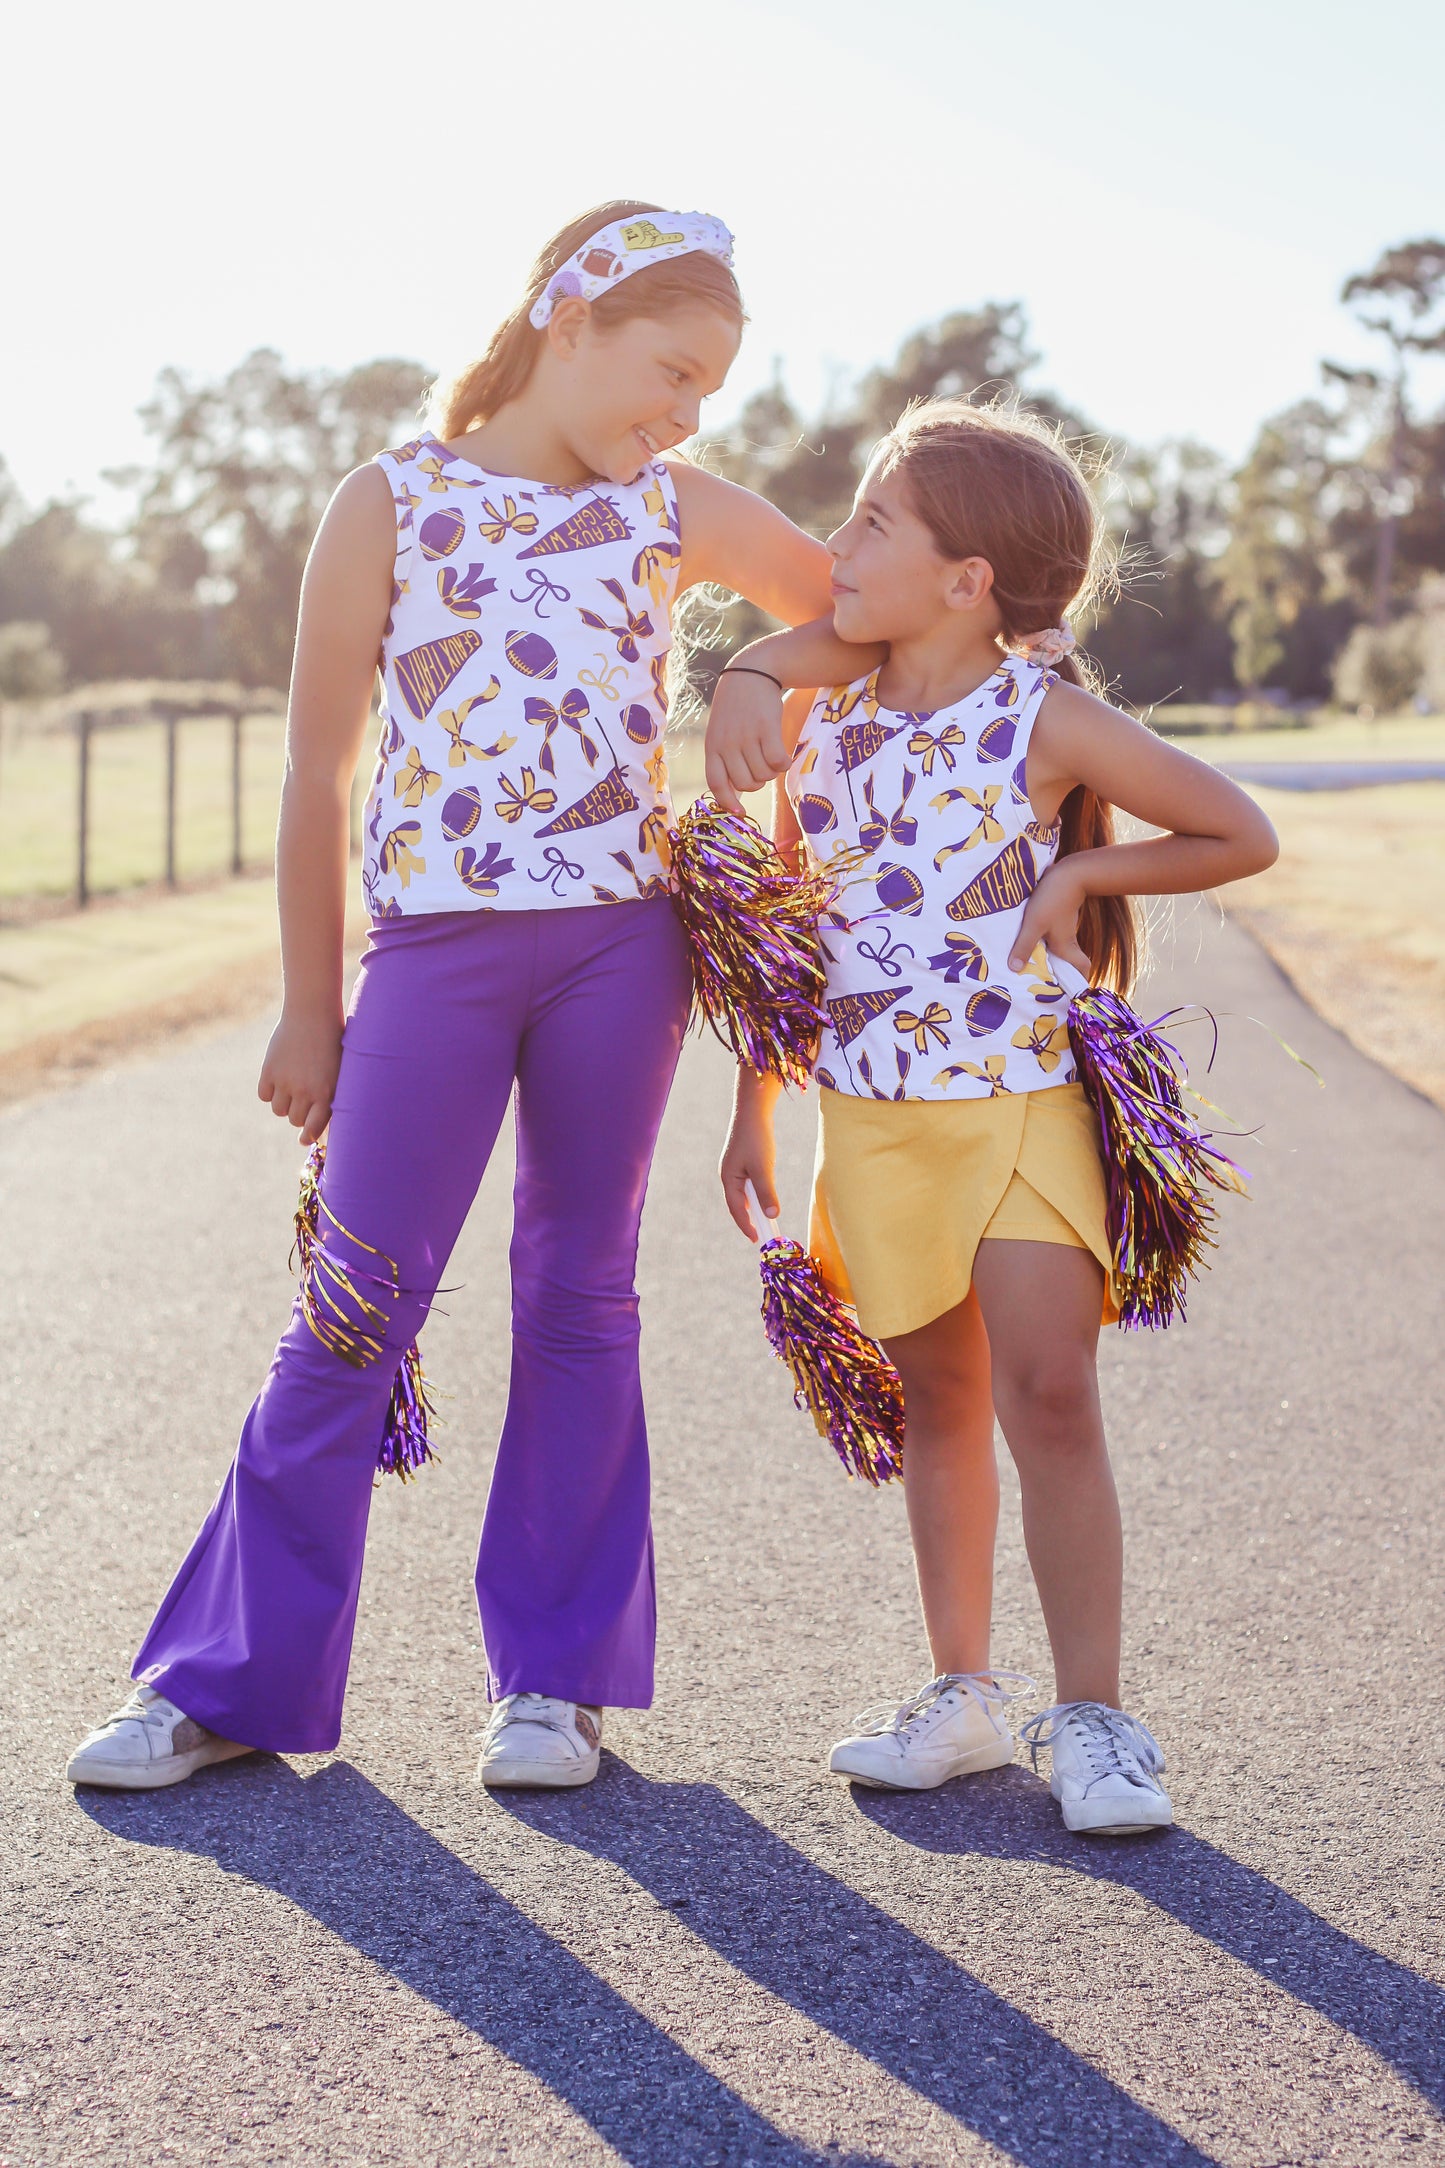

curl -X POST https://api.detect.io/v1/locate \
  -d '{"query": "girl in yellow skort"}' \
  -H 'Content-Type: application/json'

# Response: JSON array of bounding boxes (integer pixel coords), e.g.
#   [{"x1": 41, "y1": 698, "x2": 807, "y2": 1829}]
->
[{"x1": 714, "y1": 395, "x2": 1277, "y2": 1835}]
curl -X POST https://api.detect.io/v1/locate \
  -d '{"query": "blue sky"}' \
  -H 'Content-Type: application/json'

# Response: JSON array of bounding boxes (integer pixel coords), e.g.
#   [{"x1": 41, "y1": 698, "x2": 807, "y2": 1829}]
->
[{"x1": 3, "y1": 0, "x2": 1441, "y2": 512}]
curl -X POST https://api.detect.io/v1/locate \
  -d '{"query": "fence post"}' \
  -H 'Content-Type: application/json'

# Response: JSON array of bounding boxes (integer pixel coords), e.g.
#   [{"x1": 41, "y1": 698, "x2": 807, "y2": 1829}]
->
[
  {"x1": 77, "y1": 712, "x2": 92, "y2": 908},
  {"x1": 164, "y1": 714, "x2": 179, "y2": 887},
  {"x1": 230, "y1": 711, "x2": 244, "y2": 875}
]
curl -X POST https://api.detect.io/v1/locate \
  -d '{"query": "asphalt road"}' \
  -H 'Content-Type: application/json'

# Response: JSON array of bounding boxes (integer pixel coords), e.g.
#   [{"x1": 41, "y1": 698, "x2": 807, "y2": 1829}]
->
[{"x1": 2, "y1": 905, "x2": 1442, "y2": 2168}]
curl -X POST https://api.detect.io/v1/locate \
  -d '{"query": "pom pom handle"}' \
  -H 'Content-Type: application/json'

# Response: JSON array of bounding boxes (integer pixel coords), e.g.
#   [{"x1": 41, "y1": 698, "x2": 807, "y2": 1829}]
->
[{"x1": 744, "y1": 1181, "x2": 781, "y2": 1244}]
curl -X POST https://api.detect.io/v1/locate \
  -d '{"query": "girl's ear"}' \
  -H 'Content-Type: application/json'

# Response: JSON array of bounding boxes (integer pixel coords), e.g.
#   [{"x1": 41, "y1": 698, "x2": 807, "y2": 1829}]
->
[
  {"x1": 942, "y1": 555, "x2": 996, "y2": 615},
  {"x1": 545, "y1": 296, "x2": 592, "y2": 362}
]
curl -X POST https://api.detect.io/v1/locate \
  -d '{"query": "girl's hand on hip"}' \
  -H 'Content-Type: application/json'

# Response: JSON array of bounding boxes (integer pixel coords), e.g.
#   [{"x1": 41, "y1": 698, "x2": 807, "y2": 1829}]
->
[
  {"x1": 1008, "y1": 863, "x2": 1092, "y2": 979},
  {"x1": 719, "y1": 1114, "x2": 780, "y2": 1242},
  {"x1": 258, "y1": 1011, "x2": 344, "y2": 1147},
  {"x1": 705, "y1": 669, "x2": 787, "y2": 814}
]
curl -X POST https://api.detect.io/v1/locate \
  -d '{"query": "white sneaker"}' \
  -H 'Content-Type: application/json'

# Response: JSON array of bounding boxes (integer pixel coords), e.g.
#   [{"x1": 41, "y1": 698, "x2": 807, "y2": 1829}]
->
[
  {"x1": 828, "y1": 1670, "x2": 1033, "y2": 1791},
  {"x1": 66, "y1": 1685, "x2": 254, "y2": 1791},
  {"x1": 1021, "y1": 1701, "x2": 1174, "y2": 1835},
  {"x1": 477, "y1": 1695, "x2": 602, "y2": 1789}
]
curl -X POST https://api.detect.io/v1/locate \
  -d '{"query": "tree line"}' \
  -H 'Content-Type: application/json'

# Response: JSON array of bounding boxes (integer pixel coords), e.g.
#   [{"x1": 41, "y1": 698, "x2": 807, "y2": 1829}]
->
[{"x1": 1, "y1": 238, "x2": 1442, "y2": 715}]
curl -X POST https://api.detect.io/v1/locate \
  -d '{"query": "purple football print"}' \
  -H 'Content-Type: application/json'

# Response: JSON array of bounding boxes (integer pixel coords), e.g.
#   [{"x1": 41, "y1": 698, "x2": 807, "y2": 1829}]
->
[
  {"x1": 874, "y1": 862, "x2": 925, "y2": 916},
  {"x1": 976, "y1": 714, "x2": 1017, "y2": 763},
  {"x1": 441, "y1": 786, "x2": 484, "y2": 841},
  {"x1": 796, "y1": 794, "x2": 838, "y2": 836},
  {"x1": 419, "y1": 508, "x2": 467, "y2": 561},
  {"x1": 504, "y1": 630, "x2": 559, "y2": 679},
  {"x1": 964, "y1": 985, "x2": 1012, "y2": 1037},
  {"x1": 621, "y1": 703, "x2": 656, "y2": 744}
]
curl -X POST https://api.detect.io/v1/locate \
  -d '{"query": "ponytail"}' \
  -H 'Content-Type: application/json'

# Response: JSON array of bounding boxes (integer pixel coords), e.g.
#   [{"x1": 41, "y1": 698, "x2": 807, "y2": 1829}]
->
[
  {"x1": 436, "y1": 311, "x2": 539, "y2": 440},
  {"x1": 431, "y1": 199, "x2": 745, "y2": 439},
  {"x1": 1048, "y1": 651, "x2": 1138, "y2": 997}
]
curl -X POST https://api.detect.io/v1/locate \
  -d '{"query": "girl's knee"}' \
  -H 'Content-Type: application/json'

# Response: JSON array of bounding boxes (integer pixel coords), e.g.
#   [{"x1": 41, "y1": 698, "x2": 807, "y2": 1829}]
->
[{"x1": 997, "y1": 1345, "x2": 1097, "y2": 1438}]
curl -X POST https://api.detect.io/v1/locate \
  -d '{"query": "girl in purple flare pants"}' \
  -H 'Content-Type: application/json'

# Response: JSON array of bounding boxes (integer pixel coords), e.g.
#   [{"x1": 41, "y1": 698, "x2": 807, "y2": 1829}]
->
[
  {"x1": 66, "y1": 196, "x2": 857, "y2": 1794},
  {"x1": 133, "y1": 902, "x2": 690, "y2": 1749}
]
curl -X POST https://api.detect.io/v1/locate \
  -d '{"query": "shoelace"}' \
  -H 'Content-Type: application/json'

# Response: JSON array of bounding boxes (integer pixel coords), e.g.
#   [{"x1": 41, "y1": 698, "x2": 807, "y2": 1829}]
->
[
  {"x1": 1019, "y1": 1702, "x2": 1165, "y2": 1791},
  {"x1": 105, "y1": 1685, "x2": 170, "y2": 1730},
  {"x1": 851, "y1": 1669, "x2": 1036, "y2": 1739},
  {"x1": 485, "y1": 1693, "x2": 584, "y2": 1738}
]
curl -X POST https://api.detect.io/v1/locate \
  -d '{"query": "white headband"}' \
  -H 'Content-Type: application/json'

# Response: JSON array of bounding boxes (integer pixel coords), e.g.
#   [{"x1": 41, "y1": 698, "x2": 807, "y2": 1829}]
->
[
  {"x1": 528, "y1": 211, "x2": 735, "y2": 329},
  {"x1": 1008, "y1": 622, "x2": 1076, "y2": 668}
]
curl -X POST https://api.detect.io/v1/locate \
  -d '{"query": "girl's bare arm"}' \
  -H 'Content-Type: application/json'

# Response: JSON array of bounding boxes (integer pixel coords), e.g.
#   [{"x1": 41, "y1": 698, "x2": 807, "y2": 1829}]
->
[
  {"x1": 668, "y1": 463, "x2": 882, "y2": 809},
  {"x1": 1009, "y1": 684, "x2": 1280, "y2": 974},
  {"x1": 258, "y1": 465, "x2": 394, "y2": 1144}
]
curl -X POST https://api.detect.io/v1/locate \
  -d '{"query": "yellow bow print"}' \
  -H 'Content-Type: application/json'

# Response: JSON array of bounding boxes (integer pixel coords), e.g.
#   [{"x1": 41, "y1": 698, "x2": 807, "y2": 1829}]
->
[
  {"x1": 1022, "y1": 941, "x2": 1068, "y2": 1006},
  {"x1": 379, "y1": 823, "x2": 426, "y2": 888},
  {"x1": 934, "y1": 1054, "x2": 1012, "y2": 1095},
  {"x1": 477, "y1": 494, "x2": 540, "y2": 544},
  {"x1": 438, "y1": 685, "x2": 511, "y2": 767},
  {"x1": 907, "y1": 722, "x2": 967, "y2": 776},
  {"x1": 417, "y1": 456, "x2": 485, "y2": 495},
  {"x1": 631, "y1": 539, "x2": 682, "y2": 609},
  {"x1": 1013, "y1": 1016, "x2": 1072, "y2": 1071},
  {"x1": 894, "y1": 1003, "x2": 952, "y2": 1054},
  {"x1": 821, "y1": 679, "x2": 877, "y2": 729},
  {"x1": 496, "y1": 768, "x2": 558, "y2": 824},
  {"x1": 930, "y1": 786, "x2": 1006, "y2": 869},
  {"x1": 394, "y1": 745, "x2": 441, "y2": 807},
  {"x1": 638, "y1": 805, "x2": 673, "y2": 868}
]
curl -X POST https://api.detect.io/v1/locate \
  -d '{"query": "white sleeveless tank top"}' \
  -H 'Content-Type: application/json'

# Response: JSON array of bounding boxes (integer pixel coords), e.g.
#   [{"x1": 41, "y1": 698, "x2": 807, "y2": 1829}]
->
[
  {"x1": 361, "y1": 432, "x2": 682, "y2": 917},
  {"x1": 787, "y1": 658, "x2": 1078, "y2": 1100}
]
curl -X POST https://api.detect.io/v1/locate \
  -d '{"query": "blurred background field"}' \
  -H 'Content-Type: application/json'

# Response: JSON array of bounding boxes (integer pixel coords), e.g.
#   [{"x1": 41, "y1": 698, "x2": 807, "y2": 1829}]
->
[
  {"x1": 1226, "y1": 779, "x2": 1445, "y2": 1107},
  {"x1": 2, "y1": 698, "x2": 1442, "y2": 1114},
  {"x1": 1, "y1": 173, "x2": 1442, "y2": 1107},
  {"x1": 1, "y1": 705, "x2": 289, "y2": 910}
]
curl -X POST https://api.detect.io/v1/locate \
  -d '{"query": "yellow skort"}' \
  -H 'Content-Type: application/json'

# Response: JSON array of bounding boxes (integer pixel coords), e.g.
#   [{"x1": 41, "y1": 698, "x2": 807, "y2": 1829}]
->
[{"x1": 809, "y1": 1081, "x2": 1122, "y2": 1341}]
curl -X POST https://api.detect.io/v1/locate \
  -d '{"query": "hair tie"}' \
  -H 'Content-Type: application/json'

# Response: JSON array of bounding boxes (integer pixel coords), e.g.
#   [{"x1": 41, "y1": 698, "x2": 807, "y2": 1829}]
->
[
  {"x1": 1008, "y1": 622, "x2": 1076, "y2": 669},
  {"x1": 529, "y1": 212, "x2": 735, "y2": 329}
]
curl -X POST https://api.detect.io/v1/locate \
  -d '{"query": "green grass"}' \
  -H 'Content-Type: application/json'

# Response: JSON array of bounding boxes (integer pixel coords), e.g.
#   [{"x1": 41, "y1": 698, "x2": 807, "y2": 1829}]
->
[
  {"x1": 1229, "y1": 778, "x2": 1445, "y2": 1109},
  {"x1": 1178, "y1": 713, "x2": 1445, "y2": 766},
  {"x1": 0, "y1": 712, "x2": 293, "y2": 905}
]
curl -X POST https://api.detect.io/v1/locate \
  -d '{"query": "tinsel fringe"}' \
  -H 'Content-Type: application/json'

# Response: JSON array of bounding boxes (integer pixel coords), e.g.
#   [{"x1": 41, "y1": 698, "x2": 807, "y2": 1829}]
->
[
  {"x1": 1066, "y1": 988, "x2": 1249, "y2": 1331},
  {"x1": 292, "y1": 1142, "x2": 437, "y2": 1482},
  {"x1": 669, "y1": 798, "x2": 837, "y2": 1084},
  {"x1": 757, "y1": 1234, "x2": 905, "y2": 1485}
]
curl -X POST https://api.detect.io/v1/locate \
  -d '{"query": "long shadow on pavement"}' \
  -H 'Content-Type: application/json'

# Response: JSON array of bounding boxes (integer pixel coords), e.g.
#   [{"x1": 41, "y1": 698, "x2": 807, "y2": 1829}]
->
[
  {"x1": 77, "y1": 1758, "x2": 884, "y2": 2168},
  {"x1": 853, "y1": 1763, "x2": 1445, "y2": 2117},
  {"x1": 502, "y1": 1763, "x2": 1221, "y2": 2167}
]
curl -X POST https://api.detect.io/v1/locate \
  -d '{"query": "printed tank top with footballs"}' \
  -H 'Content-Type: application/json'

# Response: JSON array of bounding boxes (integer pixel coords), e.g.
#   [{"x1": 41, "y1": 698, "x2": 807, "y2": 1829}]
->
[
  {"x1": 787, "y1": 657, "x2": 1079, "y2": 1101},
  {"x1": 361, "y1": 432, "x2": 683, "y2": 917}
]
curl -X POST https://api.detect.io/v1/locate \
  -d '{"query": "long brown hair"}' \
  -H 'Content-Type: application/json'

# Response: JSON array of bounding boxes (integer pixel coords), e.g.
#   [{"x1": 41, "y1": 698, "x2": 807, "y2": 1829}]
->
[
  {"x1": 432, "y1": 200, "x2": 745, "y2": 439},
  {"x1": 876, "y1": 396, "x2": 1135, "y2": 993}
]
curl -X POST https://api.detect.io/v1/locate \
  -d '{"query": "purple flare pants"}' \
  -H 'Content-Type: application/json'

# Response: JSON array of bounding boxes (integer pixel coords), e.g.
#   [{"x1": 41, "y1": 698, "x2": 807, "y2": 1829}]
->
[{"x1": 133, "y1": 899, "x2": 692, "y2": 1753}]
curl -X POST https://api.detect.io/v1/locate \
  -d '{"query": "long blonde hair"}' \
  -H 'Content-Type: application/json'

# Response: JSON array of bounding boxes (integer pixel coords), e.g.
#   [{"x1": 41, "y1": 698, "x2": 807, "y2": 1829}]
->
[{"x1": 431, "y1": 200, "x2": 745, "y2": 439}]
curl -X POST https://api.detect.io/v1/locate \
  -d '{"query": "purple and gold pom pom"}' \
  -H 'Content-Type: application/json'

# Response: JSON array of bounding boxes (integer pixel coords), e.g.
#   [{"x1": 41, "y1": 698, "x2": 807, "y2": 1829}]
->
[
  {"x1": 757, "y1": 1232, "x2": 904, "y2": 1485},
  {"x1": 293, "y1": 1142, "x2": 437, "y2": 1482},
  {"x1": 1066, "y1": 986, "x2": 1249, "y2": 1331},
  {"x1": 668, "y1": 798, "x2": 837, "y2": 1086}
]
